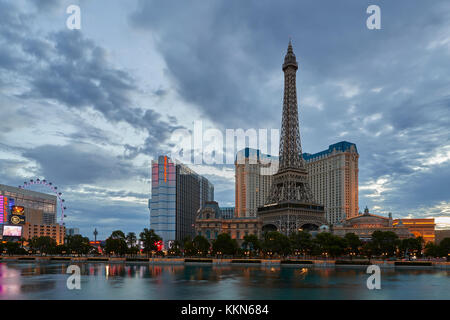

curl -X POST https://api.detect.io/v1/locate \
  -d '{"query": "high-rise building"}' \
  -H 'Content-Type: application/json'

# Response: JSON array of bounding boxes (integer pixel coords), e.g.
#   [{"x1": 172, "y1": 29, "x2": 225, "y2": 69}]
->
[
  {"x1": 236, "y1": 142, "x2": 358, "y2": 225},
  {"x1": 0, "y1": 184, "x2": 57, "y2": 225},
  {"x1": 303, "y1": 141, "x2": 359, "y2": 224},
  {"x1": 257, "y1": 41, "x2": 327, "y2": 234},
  {"x1": 235, "y1": 148, "x2": 277, "y2": 218},
  {"x1": 150, "y1": 156, "x2": 214, "y2": 246}
]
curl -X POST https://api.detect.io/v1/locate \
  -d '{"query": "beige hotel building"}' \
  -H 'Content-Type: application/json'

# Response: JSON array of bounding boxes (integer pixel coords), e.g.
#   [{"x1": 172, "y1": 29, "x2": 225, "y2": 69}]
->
[
  {"x1": 235, "y1": 141, "x2": 359, "y2": 225},
  {"x1": 235, "y1": 148, "x2": 278, "y2": 218}
]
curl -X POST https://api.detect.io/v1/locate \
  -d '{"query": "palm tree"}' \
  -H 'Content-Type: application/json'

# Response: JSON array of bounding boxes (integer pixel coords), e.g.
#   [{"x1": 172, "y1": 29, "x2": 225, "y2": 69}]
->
[
  {"x1": 126, "y1": 232, "x2": 137, "y2": 247},
  {"x1": 19, "y1": 237, "x2": 27, "y2": 249},
  {"x1": 139, "y1": 228, "x2": 162, "y2": 255},
  {"x1": 242, "y1": 234, "x2": 261, "y2": 256},
  {"x1": 110, "y1": 230, "x2": 126, "y2": 240}
]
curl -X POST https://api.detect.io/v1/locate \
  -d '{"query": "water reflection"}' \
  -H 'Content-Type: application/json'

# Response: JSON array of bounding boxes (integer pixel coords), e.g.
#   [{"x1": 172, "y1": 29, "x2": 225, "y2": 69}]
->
[
  {"x1": 0, "y1": 262, "x2": 448, "y2": 300},
  {"x1": 0, "y1": 264, "x2": 21, "y2": 296}
]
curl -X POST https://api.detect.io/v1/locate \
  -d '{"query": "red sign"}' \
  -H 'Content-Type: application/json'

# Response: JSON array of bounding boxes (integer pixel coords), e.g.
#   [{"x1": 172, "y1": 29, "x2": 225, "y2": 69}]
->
[{"x1": 155, "y1": 240, "x2": 163, "y2": 251}]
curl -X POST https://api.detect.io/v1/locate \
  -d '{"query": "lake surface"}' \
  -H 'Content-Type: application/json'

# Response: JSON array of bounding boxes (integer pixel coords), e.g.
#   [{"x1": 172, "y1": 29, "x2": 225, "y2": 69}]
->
[{"x1": 0, "y1": 262, "x2": 448, "y2": 300}]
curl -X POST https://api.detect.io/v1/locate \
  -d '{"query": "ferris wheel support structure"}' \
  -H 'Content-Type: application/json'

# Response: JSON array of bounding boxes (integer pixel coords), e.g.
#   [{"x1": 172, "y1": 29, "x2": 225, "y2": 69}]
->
[{"x1": 18, "y1": 179, "x2": 67, "y2": 225}]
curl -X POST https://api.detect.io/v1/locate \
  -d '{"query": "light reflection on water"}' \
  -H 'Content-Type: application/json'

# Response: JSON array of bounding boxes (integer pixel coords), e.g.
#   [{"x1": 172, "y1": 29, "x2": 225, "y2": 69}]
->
[{"x1": 0, "y1": 262, "x2": 448, "y2": 300}]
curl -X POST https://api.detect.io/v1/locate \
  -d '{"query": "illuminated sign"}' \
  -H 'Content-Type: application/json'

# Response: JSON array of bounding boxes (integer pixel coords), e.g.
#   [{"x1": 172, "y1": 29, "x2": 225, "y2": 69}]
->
[
  {"x1": 0, "y1": 197, "x2": 6, "y2": 224},
  {"x1": 154, "y1": 240, "x2": 163, "y2": 251},
  {"x1": 3, "y1": 225, "x2": 22, "y2": 237},
  {"x1": 9, "y1": 206, "x2": 26, "y2": 225},
  {"x1": 10, "y1": 214, "x2": 25, "y2": 225},
  {"x1": 89, "y1": 241, "x2": 103, "y2": 254},
  {"x1": 12, "y1": 206, "x2": 25, "y2": 214},
  {"x1": 8, "y1": 198, "x2": 15, "y2": 213},
  {"x1": 0, "y1": 197, "x2": 11, "y2": 224},
  {"x1": 164, "y1": 156, "x2": 167, "y2": 182}
]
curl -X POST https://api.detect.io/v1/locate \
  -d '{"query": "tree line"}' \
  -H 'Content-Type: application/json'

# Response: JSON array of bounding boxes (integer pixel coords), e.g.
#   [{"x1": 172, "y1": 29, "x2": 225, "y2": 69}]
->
[
  {"x1": 0, "y1": 228, "x2": 162, "y2": 256},
  {"x1": 1, "y1": 229, "x2": 449, "y2": 260},
  {"x1": 174, "y1": 231, "x2": 450, "y2": 260},
  {"x1": 102, "y1": 228, "x2": 162, "y2": 256}
]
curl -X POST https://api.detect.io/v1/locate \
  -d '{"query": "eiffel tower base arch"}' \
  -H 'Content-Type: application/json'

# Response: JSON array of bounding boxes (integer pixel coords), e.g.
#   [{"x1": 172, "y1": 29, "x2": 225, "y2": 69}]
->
[{"x1": 258, "y1": 202, "x2": 327, "y2": 235}]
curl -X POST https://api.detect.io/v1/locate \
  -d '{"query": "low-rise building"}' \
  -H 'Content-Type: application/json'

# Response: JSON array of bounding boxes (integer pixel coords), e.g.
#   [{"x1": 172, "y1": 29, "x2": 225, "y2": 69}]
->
[
  {"x1": 333, "y1": 207, "x2": 413, "y2": 241},
  {"x1": 392, "y1": 218, "x2": 435, "y2": 243},
  {"x1": 195, "y1": 201, "x2": 262, "y2": 245},
  {"x1": 23, "y1": 223, "x2": 66, "y2": 245}
]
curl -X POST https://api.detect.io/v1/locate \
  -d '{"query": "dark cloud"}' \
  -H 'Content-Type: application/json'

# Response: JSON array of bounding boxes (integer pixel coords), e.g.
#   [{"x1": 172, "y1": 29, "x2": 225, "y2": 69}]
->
[
  {"x1": 0, "y1": 1, "x2": 182, "y2": 159},
  {"x1": 0, "y1": 158, "x2": 32, "y2": 185},
  {"x1": 128, "y1": 0, "x2": 445, "y2": 130},
  {"x1": 29, "y1": 0, "x2": 64, "y2": 12},
  {"x1": 393, "y1": 163, "x2": 450, "y2": 208},
  {"x1": 22, "y1": 143, "x2": 144, "y2": 186},
  {"x1": 129, "y1": 0, "x2": 450, "y2": 217},
  {"x1": 80, "y1": 186, "x2": 149, "y2": 201}
]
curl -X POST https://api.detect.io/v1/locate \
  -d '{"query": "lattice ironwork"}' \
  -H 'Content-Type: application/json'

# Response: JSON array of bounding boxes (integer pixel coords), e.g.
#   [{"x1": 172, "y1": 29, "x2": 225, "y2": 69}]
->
[
  {"x1": 265, "y1": 40, "x2": 315, "y2": 205},
  {"x1": 263, "y1": 213, "x2": 326, "y2": 234}
]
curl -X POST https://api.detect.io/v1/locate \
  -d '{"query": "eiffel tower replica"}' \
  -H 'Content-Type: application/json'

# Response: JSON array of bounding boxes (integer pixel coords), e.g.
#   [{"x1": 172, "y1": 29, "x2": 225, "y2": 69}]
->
[{"x1": 258, "y1": 40, "x2": 327, "y2": 234}]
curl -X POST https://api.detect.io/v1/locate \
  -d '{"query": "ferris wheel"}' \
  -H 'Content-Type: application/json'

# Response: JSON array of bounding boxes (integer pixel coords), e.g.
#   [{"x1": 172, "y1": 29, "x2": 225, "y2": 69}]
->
[{"x1": 18, "y1": 179, "x2": 67, "y2": 225}]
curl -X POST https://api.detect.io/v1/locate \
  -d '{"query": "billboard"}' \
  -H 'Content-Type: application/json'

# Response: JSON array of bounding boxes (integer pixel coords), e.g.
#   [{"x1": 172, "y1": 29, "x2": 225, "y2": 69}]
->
[
  {"x1": 11, "y1": 206, "x2": 25, "y2": 214},
  {"x1": 9, "y1": 206, "x2": 26, "y2": 225},
  {"x1": 10, "y1": 214, "x2": 25, "y2": 225},
  {"x1": 3, "y1": 225, "x2": 22, "y2": 237}
]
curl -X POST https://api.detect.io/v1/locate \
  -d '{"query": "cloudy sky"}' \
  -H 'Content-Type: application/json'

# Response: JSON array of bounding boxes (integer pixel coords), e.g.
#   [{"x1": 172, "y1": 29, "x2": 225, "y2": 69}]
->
[{"x1": 0, "y1": 0, "x2": 449, "y2": 239}]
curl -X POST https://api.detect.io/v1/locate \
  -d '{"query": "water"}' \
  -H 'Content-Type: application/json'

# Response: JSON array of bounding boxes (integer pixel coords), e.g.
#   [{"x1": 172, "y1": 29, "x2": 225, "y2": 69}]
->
[{"x1": 0, "y1": 262, "x2": 448, "y2": 300}]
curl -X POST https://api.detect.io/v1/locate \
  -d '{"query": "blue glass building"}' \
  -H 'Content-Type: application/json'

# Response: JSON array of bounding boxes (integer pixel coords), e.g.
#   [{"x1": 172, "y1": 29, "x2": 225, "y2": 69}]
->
[{"x1": 150, "y1": 156, "x2": 214, "y2": 247}]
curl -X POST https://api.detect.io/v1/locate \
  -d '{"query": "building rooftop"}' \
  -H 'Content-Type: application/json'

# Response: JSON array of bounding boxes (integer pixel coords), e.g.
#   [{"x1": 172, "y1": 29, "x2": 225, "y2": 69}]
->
[
  {"x1": 302, "y1": 141, "x2": 358, "y2": 161},
  {"x1": 0, "y1": 184, "x2": 57, "y2": 201},
  {"x1": 236, "y1": 141, "x2": 357, "y2": 163}
]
